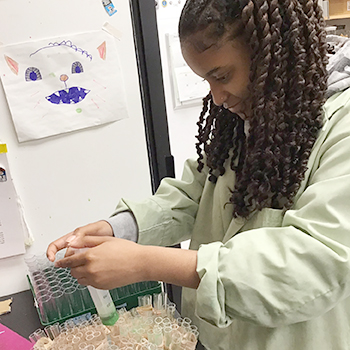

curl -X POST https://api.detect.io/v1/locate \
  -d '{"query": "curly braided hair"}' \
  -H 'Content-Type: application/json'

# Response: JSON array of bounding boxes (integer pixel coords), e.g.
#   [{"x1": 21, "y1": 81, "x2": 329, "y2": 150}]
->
[{"x1": 179, "y1": 0, "x2": 328, "y2": 218}]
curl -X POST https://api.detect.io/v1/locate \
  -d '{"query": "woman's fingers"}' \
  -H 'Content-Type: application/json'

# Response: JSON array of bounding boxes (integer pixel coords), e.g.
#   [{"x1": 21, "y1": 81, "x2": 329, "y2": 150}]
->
[
  {"x1": 56, "y1": 237, "x2": 140, "y2": 289},
  {"x1": 56, "y1": 236, "x2": 114, "y2": 267},
  {"x1": 46, "y1": 221, "x2": 113, "y2": 262},
  {"x1": 46, "y1": 232, "x2": 73, "y2": 262},
  {"x1": 68, "y1": 235, "x2": 114, "y2": 249},
  {"x1": 55, "y1": 250, "x2": 87, "y2": 268}
]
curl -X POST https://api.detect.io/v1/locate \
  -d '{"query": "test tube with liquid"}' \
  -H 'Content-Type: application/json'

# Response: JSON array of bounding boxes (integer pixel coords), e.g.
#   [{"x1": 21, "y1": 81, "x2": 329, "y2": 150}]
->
[
  {"x1": 87, "y1": 286, "x2": 119, "y2": 326},
  {"x1": 73, "y1": 248, "x2": 119, "y2": 326}
]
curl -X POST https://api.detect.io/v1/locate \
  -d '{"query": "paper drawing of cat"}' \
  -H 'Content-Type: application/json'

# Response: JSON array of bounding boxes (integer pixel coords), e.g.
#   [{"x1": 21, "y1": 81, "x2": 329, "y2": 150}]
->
[{"x1": 0, "y1": 31, "x2": 126, "y2": 142}]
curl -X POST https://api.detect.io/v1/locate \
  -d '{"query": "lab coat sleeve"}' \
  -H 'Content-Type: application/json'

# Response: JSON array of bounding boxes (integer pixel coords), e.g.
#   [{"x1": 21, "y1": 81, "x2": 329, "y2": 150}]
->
[
  {"x1": 195, "y1": 113, "x2": 350, "y2": 328},
  {"x1": 110, "y1": 157, "x2": 208, "y2": 247}
]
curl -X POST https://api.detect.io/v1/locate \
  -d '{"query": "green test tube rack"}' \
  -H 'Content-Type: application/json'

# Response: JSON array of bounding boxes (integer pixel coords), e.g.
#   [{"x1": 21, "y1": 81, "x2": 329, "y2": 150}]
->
[{"x1": 27, "y1": 273, "x2": 162, "y2": 326}]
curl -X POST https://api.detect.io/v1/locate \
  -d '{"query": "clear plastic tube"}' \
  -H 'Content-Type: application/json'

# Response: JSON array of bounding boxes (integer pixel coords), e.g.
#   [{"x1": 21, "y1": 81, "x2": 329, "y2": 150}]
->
[
  {"x1": 153, "y1": 326, "x2": 163, "y2": 347},
  {"x1": 78, "y1": 342, "x2": 87, "y2": 350},
  {"x1": 50, "y1": 323, "x2": 61, "y2": 339},
  {"x1": 84, "y1": 345, "x2": 95, "y2": 350},
  {"x1": 153, "y1": 292, "x2": 167, "y2": 317},
  {"x1": 163, "y1": 326, "x2": 172, "y2": 349},
  {"x1": 110, "y1": 345, "x2": 120, "y2": 350}
]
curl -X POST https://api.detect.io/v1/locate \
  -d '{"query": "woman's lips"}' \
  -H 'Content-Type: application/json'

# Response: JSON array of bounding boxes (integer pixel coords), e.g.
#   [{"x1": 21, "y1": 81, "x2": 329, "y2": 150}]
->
[{"x1": 223, "y1": 100, "x2": 241, "y2": 112}]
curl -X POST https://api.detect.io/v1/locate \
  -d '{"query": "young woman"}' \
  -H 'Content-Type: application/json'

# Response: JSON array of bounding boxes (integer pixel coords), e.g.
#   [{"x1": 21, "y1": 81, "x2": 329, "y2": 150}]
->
[{"x1": 47, "y1": 0, "x2": 350, "y2": 348}]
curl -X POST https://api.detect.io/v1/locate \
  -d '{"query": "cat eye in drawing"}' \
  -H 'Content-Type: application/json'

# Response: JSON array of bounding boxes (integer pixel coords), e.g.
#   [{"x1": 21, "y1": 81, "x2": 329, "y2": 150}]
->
[
  {"x1": 72, "y1": 61, "x2": 84, "y2": 74},
  {"x1": 25, "y1": 67, "x2": 42, "y2": 82}
]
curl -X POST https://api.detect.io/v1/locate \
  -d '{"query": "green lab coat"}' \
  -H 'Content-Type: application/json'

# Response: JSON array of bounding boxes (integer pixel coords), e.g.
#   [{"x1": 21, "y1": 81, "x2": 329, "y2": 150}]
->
[{"x1": 114, "y1": 87, "x2": 350, "y2": 349}]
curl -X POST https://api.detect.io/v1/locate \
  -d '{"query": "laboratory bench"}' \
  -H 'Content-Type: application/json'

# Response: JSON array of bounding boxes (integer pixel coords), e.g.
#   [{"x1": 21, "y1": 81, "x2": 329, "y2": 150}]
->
[
  {"x1": 0, "y1": 289, "x2": 42, "y2": 339},
  {"x1": 0, "y1": 289, "x2": 206, "y2": 349}
]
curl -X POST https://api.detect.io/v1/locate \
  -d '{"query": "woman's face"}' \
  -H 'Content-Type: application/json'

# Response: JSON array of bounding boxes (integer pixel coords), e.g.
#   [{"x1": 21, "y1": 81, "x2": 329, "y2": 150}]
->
[{"x1": 181, "y1": 34, "x2": 252, "y2": 119}]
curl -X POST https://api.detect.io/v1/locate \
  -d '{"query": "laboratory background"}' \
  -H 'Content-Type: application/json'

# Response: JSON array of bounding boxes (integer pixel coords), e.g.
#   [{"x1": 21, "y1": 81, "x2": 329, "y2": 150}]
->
[{"x1": 0, "y1": 0, "x2": 347, "y2": 349}]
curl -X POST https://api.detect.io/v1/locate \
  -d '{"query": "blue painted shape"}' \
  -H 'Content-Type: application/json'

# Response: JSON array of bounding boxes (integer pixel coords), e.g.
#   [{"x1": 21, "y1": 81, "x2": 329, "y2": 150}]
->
[
  {"x1": 30, "y1": 71, "x2": 38, "y2": 81},
  {"x1": 46, "y1": 87, "x2": 90, "y2": 104}
]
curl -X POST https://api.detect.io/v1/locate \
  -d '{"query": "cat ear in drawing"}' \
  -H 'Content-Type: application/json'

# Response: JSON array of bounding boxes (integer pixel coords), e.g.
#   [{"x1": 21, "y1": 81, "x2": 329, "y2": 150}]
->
[
  {"x1": 97, "y1": 41, "x2": 106, "y2": 60},
  {"x1": 4, "y1": 55, "x2": 19, "y2": 75}
]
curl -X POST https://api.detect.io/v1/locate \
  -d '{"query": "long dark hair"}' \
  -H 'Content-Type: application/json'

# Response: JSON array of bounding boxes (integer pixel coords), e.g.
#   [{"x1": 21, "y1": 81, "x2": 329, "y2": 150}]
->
[{"x1": 179, "y1": 0, "x2": 328, "y2": 218}]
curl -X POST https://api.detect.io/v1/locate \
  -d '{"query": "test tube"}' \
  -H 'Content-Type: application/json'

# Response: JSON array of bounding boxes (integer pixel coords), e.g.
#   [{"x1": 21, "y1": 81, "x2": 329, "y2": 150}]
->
[
  {"x1": 66, "y1": 333, "x2": 75, "y2": 343},
  {"x1": 87, "y1": 286, "x2": 119, "y2": 326},
  {"x1": 71, "y1": 336, "x2": 81, "y2": 350},
  {"x1": 92, "y1": 330, "x2": 106, "y2": 342},
  {"x1": 44, "y1": 325, "x2": 56, "y2": 340},
  {"x1": 65, "y1": 285, "x2": 84, "y2": 314},
  {"x1": 147, "y1": 328, "x2": 154, "y2": 345},
  {"x1": 163, "y1": 326, "x2": 173, "y2": 349},
  {"x1": 109, "y1": 288, "x2": 119, "y2": 302},
  {"x1": 50, "y1": 323, "x2": 61, "y2": 339},
  {"x1": 169, "y1": 330, "x2": 182, "y2": 350},
  {"x1": 77, "y1": 284, "x2": 93, "y2": 310},
  {"x1": 190, "y1": 325, "x2": 198, "y2": 334},
  {"x1": 52, "y1": 289, "x2": 72, "y2": 319},
  {"x1": 34, "y1": 337, "x2": 52, "y2": 350},
  {"x1": 118, "y1": 318, "x2": 131, "y2": 337},
  {"x1": 183, "y1": 342, "x2": 197, "y2": 350},
  {"x1": 153, "y1": 326, "x2": 163, "y2": 347},
  {"x1": 37, "y1": 292, "x2": 59, "y2": 323},
  {"x1": 138, "y1": 295, "x2": 152, "y2": 308},
  {"x1": 109, "y1": 345, "x2": 120, "y2": 350},
  {"x1": 154, "y1": 316, "x2": 162, "y2": 326},
  {"x1": 166, "y1": 302, "x2": 176, "y2": 320},
  {"x1": 84, "y1": 345, "x2": 95, "y2": 350},
  {"x1": 153, "y1": 292, "x2": 167, "y2": 316},
  {"x1": 78, "y1": 342, "x2": 88, "y2": 350},
  {"x1": 135, "y1": 327, "x2": 146, "y2": 342},
  {"x1": 29, "y1": 332, "x2": 38, "y2": 344},
  {"x1": 109, "y1": 327, "x2": 121, "y2": 344},
  {"x1": 163, "y1": 317, "x2": 172, "y2": 327},
  {"x1": 137, "y1": 295, "x2": 152, "y2": 317}
]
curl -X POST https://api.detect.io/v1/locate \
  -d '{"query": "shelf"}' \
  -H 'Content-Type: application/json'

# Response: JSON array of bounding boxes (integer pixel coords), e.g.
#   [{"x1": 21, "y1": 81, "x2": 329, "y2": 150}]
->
[{"x1": 328, "y1": 13, "x2": 350, "y2": 19}]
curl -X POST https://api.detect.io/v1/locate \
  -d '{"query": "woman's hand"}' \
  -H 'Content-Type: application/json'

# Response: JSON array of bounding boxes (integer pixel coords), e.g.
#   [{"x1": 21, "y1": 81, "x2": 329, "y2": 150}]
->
[
  {"x1": 55, "y1": 235, "x2": 145, "y2": 290},
  {"x1": 46, "y1": 220, "x2": 114, "y2": 262},
  {"x1": 55, "y1": 235, "x2": 200, "y2": 290}
]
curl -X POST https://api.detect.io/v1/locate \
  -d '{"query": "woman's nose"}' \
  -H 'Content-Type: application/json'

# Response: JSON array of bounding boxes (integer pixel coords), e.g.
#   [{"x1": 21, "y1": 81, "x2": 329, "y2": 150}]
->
[{"x1": 210, "y1": 83, "x2": 227, "y2": 106}]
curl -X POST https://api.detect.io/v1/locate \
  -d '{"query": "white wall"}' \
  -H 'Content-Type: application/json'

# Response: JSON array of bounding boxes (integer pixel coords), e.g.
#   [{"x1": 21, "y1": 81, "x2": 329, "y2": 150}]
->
[{"x1": 0, "y1": 0, "x2": 152, "y2": 296}]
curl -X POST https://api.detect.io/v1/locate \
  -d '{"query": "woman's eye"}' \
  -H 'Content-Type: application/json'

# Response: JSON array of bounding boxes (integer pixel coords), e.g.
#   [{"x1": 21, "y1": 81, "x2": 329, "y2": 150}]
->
[{"x1": 216, "y1": 74, "x2": 230, "y2": 83}]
